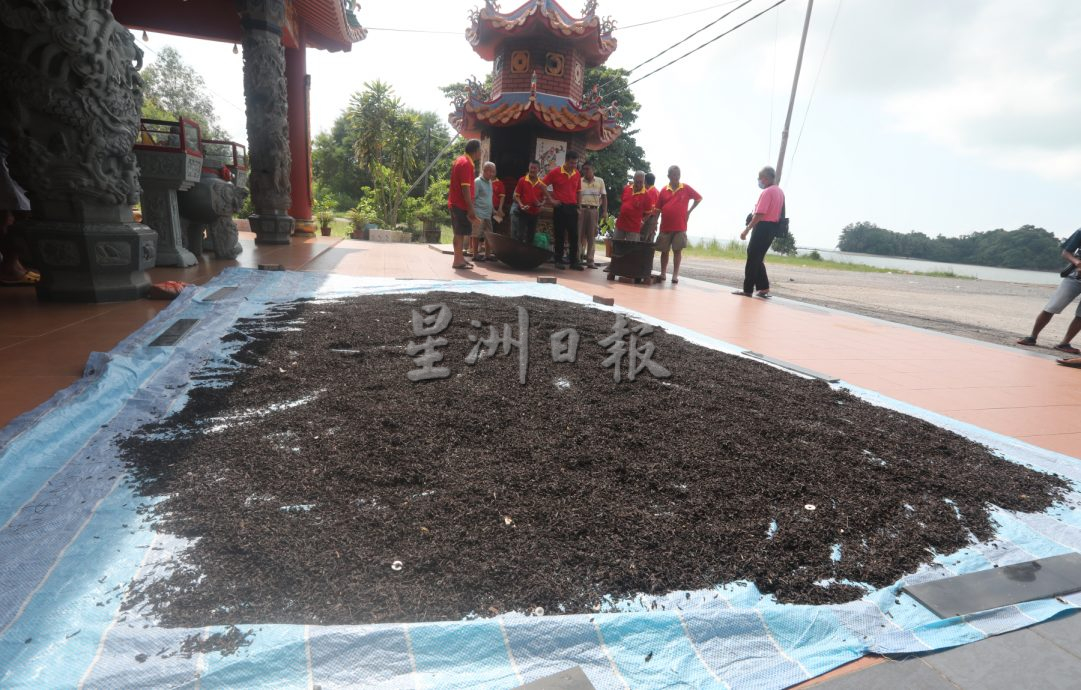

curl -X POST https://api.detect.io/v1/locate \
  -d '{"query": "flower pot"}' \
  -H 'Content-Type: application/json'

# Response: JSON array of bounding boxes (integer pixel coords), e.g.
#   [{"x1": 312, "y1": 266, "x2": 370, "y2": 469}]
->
[
  {"x1": 604, "y1": 237, "x2": 613, "y2": 258},
  {"x1": 320, "y1": 225, "x2": 332, "y2": 237},
  {"x1": 423, "y1": 228, "x2": 442, "y2": 243}
]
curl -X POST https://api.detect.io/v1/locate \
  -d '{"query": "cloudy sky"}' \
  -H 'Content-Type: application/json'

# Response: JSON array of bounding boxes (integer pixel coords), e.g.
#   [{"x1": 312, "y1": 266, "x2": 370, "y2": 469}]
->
[{"x1": 138, "y1": 0, "x2": 1081, "y2": 249}]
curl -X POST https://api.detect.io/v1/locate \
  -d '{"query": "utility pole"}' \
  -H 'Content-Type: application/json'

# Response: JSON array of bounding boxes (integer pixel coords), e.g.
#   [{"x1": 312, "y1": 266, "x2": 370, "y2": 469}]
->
[{"x1": 775, "y1": 0, "x2": 814, "y2": 185}]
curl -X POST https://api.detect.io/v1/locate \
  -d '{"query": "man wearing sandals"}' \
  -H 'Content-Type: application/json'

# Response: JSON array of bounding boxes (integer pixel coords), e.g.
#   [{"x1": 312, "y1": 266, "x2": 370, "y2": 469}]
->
[
  {"x1": 448, "y1": 139, "x2": 481, "y2": 270},
  {"x1": 1017, "y1": 227, "x2": 1081, "y2": 355},
  {"x1": 656, "y1": 165, "x2": 702, "y2": 284}
]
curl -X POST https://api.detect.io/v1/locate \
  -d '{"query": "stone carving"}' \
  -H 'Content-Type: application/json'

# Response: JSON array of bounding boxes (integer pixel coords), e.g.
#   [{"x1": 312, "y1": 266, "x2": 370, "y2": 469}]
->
[
  {"x1": 237, "y1": 0, "x2": 294, "y2": 244},
  {"x1": 40, "y1": 239, "x2": 81, "y2": 268},
  {"x1": 0, "y1": 0, "x2": 144, "y2": 211},
  {"x1": 178, "y1": 174, "x2": 248, "y2": 260},
  {"x1": 135, "y1": 148, "x2": 201, "y2": 266},
  {"x1": 95, "y1": 241, "x2": 132, "y2": 266}
]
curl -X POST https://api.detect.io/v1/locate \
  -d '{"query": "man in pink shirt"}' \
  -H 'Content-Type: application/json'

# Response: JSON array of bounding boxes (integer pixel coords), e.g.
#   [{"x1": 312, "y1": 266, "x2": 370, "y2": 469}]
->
[{"x1": 735, "y1": 166, "x2": 784, "y2": 298}]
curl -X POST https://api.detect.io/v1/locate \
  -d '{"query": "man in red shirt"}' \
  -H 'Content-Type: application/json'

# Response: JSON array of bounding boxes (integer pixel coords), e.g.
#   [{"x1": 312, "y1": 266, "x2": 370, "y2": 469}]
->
[
  {"x1": 615, "y1": 171, "x2": 649, "y2": 242},
  {"x1": 447, "y1": 139, "x2": 481, "y2": 269},
  {"x1": 640, "y1": 172, "x2": 661, "y2": 243},
  {"x1": 512, "y1": 160, "x2": 548, "y2": 244},
  {"x1": 656, "y1": 165, "x2": 703, "y2": 284},
  {"x1": 543, "y1": 150, "x2": 583, "y2": 270}
]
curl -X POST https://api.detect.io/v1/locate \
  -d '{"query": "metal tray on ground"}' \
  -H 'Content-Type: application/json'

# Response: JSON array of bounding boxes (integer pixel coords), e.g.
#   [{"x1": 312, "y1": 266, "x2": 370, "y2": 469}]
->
[{"x1": 485, "y1": 230, "x2": 554, "y2": 270}]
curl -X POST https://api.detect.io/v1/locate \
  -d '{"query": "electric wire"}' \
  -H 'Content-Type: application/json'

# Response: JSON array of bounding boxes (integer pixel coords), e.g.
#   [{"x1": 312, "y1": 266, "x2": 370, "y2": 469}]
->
[
  {"x1": 603, "y1": 0, "x2": 793, "y2": 100},
  {"x1": 618, "y1": 0, "x2": 746, "y2": 30},
  {"x1": 597, "y1": 0, "x2": 758, "y2": 94}
]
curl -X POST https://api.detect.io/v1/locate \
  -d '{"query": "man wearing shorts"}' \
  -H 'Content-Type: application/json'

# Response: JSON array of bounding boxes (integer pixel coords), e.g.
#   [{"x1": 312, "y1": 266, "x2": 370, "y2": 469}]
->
[
  {"x1": 448, "y1": 139, "x2": 481, "y2": 269},
  {"x1": 471, "y1": 162, "x2": 497, "y2": 261},
  {"x1": 656, "y1": 165, "x2": 702, "y2": 284},
  {"x1": 1017, "y1": 227, "x2": 1081, "y2": 354}
]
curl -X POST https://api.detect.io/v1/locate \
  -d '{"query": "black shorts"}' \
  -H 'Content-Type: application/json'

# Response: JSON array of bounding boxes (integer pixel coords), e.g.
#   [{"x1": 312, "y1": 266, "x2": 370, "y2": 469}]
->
[{"x1": 450, "y1": 207, "x2": 472, "y2": 236}]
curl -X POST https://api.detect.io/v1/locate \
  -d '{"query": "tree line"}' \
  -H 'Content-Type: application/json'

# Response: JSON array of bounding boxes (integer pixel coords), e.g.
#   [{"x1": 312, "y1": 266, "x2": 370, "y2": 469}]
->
[{"x1": 837, "y1": 222, "x2": 1067, "y2": 271}]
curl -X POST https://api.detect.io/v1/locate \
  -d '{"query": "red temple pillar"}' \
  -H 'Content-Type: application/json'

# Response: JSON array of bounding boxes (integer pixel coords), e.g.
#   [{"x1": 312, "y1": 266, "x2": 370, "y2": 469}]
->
[{"x1": 285, "y1": 26, "x2": 315, "y2": 236}]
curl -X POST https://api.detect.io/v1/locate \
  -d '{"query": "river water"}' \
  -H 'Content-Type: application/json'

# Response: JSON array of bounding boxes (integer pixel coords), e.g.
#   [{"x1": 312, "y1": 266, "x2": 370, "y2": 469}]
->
[{"x1": 801, "y1": 249, "x2": 1063, "y2": 286}]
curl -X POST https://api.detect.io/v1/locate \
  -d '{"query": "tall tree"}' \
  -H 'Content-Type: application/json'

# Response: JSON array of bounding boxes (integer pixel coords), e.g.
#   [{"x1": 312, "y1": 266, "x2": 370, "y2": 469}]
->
[{"x1": 140, "y1": 46, "x2": 230, "y2": 140}]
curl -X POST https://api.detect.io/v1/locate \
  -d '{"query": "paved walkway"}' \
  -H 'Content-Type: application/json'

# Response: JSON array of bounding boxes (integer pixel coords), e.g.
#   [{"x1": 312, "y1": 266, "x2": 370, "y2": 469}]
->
[{"x1": 2, "y1": 233, "x2": 1078, "y2": 688}]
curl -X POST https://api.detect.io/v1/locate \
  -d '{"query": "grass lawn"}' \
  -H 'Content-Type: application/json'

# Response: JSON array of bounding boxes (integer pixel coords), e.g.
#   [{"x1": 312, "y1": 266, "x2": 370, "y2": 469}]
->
[{"x1": 680, "y1": 238, "x2": 971, "y2": 279}]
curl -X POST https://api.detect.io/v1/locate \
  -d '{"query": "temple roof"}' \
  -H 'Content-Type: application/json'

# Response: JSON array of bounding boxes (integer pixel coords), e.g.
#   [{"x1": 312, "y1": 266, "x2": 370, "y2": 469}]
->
[
  {"x1": 450, "y1": 86, "x2": 621, "y2": 151},
  {"x1": 113, "y1": 0, "x2": 366, "y2": 52},
  {"x1": 467, "y1": 0, "x2": 616, "y2": 66}
]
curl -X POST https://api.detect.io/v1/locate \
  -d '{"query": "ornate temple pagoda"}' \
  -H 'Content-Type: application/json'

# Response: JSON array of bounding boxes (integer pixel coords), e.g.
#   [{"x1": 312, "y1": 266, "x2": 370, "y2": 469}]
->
[{"x1": 451, "y1": 0, "x2": 621, "y2": 200}]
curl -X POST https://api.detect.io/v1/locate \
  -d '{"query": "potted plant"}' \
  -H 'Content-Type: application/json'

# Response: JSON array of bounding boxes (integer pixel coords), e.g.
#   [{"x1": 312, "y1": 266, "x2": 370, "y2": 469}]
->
[
  {"x1": 346, "y1": 208, "x2": 370, "y2": 240},
  {"x1": 315, "y1": 209, "x2": 336, "y2": 237}
]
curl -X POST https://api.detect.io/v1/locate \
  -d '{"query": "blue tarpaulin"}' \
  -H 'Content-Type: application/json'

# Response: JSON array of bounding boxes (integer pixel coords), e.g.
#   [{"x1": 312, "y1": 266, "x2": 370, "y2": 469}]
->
[{"x1": 2, "y1": 267, "x2": 1080, "y2": 689}]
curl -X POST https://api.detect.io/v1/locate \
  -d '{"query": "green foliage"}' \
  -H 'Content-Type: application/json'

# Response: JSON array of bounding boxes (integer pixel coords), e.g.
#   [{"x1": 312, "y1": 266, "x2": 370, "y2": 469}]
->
[
  {"x1": 314, "y1": 209, "x2": 335, "y2": 228},
  {"x1": 312, "y1": 82, "x2": 453, "y2": 223},
  {"x1": 346, "y1": 207, "x2": 371, "y2": 231},
  {"x1": 838, "y1": 222, "x2": 1065, "y2": 270},
  {"x1": 770, "y1": 232, "x2": 797, "y2": 255},
  {"x1": 369, "y1": 162, "x2": 409, "y2": 228},
  {"x1": 140, "y1": 46, "x2": 230, "y2": 141},
  {"x1": 808, "y1": 250, "x2": 823, "y2": 261},
  {"x1": 582, "y1": 67, "x2": 649, "y2": 217}
]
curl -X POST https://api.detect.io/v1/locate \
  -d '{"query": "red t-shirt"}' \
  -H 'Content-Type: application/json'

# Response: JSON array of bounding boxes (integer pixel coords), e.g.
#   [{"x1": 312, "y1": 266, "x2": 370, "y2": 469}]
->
[
  {"x1": 543, "y1": 165, "x2": 582, "y2": 205},
  {"x1": 657, "y1": 183, "x2": 703, "y2": 232},
  {"x1": 645, "y1": 186, "x2": 660, "y2": 216},
  {"x1": 514, "y1": 175, "x2": 546, "y2": 215},
  {"x1": 491, "y1": 179, "x2": 506, "y2": 211},
  {"x1": 448, "y1": 155, "x2": 476, "y2": 210},
  {"x1": 616, "y1": 185, "x2": 650, "y2": 232}
]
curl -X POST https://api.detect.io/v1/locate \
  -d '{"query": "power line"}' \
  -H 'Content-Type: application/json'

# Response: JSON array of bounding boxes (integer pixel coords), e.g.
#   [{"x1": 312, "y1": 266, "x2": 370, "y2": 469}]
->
[
  {"x1": 598, "y1": 0, "x2": 758, "y2": 93},
  {"x1": 617, "y1": 1, "x2": 746, "y2": 30},
  {"x1": 788, "y1": 0, "x2": 843, "y2": 183},
  {"x1": 605, "y1": 0, "x2": 793, "y2": 99}
]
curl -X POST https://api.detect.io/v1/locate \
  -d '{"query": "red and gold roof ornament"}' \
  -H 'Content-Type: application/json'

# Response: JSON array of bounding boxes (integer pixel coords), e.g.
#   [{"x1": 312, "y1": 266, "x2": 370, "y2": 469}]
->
[{"x1": 467, "y1": 0, "x2": 617, "y2": 65}]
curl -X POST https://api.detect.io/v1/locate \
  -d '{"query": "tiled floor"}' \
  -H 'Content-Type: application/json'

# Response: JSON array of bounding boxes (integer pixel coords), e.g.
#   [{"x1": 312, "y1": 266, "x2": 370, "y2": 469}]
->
[{"x1": 3, "y1": 233, "x2": 1079, "y2": 688}]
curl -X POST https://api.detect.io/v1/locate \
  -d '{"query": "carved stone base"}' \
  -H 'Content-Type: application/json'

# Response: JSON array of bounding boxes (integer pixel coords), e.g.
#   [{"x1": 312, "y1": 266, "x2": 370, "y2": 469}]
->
[
  {"x1": 293, "y1": 218, "x2": 317, "y2": 237},
  {"x1": 250, "y1": 213, "x2": 295, "y2": 245},
  {"x1": 22, "y1": 220, "x2": 157, "y2": 302},
  {"x1": 141, "y1": 187, "x2": 198, "y2": 267}
]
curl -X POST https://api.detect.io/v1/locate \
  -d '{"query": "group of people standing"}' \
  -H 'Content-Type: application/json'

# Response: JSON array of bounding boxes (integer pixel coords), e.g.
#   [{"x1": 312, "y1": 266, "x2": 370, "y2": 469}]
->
[
  {"x1": 446, "y1": 138, "x2": 709, "y2": 283},
  {"x1": 445, "y1": 138, "x2": 785, "y2": 297}
]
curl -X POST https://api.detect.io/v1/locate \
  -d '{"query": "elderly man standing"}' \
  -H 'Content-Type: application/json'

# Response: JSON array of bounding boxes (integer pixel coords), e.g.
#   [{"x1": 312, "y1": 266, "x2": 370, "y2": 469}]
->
[
  {"x1": 736, "y1": 166, "x2": 783, "y2": 297},
  {"x1": 656, "y1": 165, "x2": 702, "y2": 284},
  {"x1": 615, "y1": 171, "x2": 649, "y2": 242},
  {"x1": 577, "y1": 160, "x2": 606, "y2": 269},
  {"x1": 543, "y1": 150, "x2": 583, "y2": 270},
  {"x1": 471, "y1": 161, "x2": 497, "y2": 262},
  {"x1": 448, "y1": 139, "x2": 481, "y2": 270}
]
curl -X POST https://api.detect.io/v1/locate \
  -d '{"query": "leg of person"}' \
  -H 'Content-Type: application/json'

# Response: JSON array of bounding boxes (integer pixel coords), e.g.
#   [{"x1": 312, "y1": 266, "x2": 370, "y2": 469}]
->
[
  {"x1": 511, "y1": 205, "x2": 523, "y2": 242},
  {"x1": 743, "y1": 226, "x2": 772, "y2": 294},
  {"x1": 578, "y1": 206, "x2": 597, "y2": 267},
  {"x1": 471, "y1": 218, "x2": 487, "y2": 261},
  {"x1": 523, "y1": 213, "x2": 537, "y2": 245},
  {"x1": 567, "y1": 206, "x2": 581, "y2": 268},
  {"x1": 671, "y1": 231, "x2": 687, "y2": 283},
  {"x1": 553, "y1": 206, "x2": 568, "y2": 265},
  {"x1": 1020, "y1": 278, "x2": 1081, "y2": 345},
  {"x1": 1055, "y1": 303, "x2": 1081, "y2": 354},
  {"x1": 450, "y1": 208, "x2": 473, "y2": 268},
  {"x1": 480, "y1": 219, "x2": 494, "y2": 260},
  {"x1": 656, "y1": 232, "x2": 671, "y2": 280}
]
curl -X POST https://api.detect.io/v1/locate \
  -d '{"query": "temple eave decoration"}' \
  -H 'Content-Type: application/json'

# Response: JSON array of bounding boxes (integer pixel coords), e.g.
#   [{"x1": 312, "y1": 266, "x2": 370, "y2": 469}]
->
[
  {"x1": 451, "y1": 90, "x2": 621, "y2": 150},
  {"x1": 467, "y1": 0, "x2": 616, "y2": 64}
]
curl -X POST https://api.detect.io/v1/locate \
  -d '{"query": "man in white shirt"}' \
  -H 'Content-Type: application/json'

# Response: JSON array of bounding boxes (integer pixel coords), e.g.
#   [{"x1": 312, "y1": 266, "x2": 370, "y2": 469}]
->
[{"x1": 577, "y1": 161, "x2": 607, "y2": 269}]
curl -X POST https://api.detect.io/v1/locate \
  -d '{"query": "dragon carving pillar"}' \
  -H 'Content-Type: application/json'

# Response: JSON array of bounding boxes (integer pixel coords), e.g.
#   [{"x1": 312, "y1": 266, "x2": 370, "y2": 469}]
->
[
  {"x1": 0, "y1": 0, "x2": 157, "y2": 301},
  {"x1": 237, "y1": 0, "x2": 295, "y2": 244}
]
